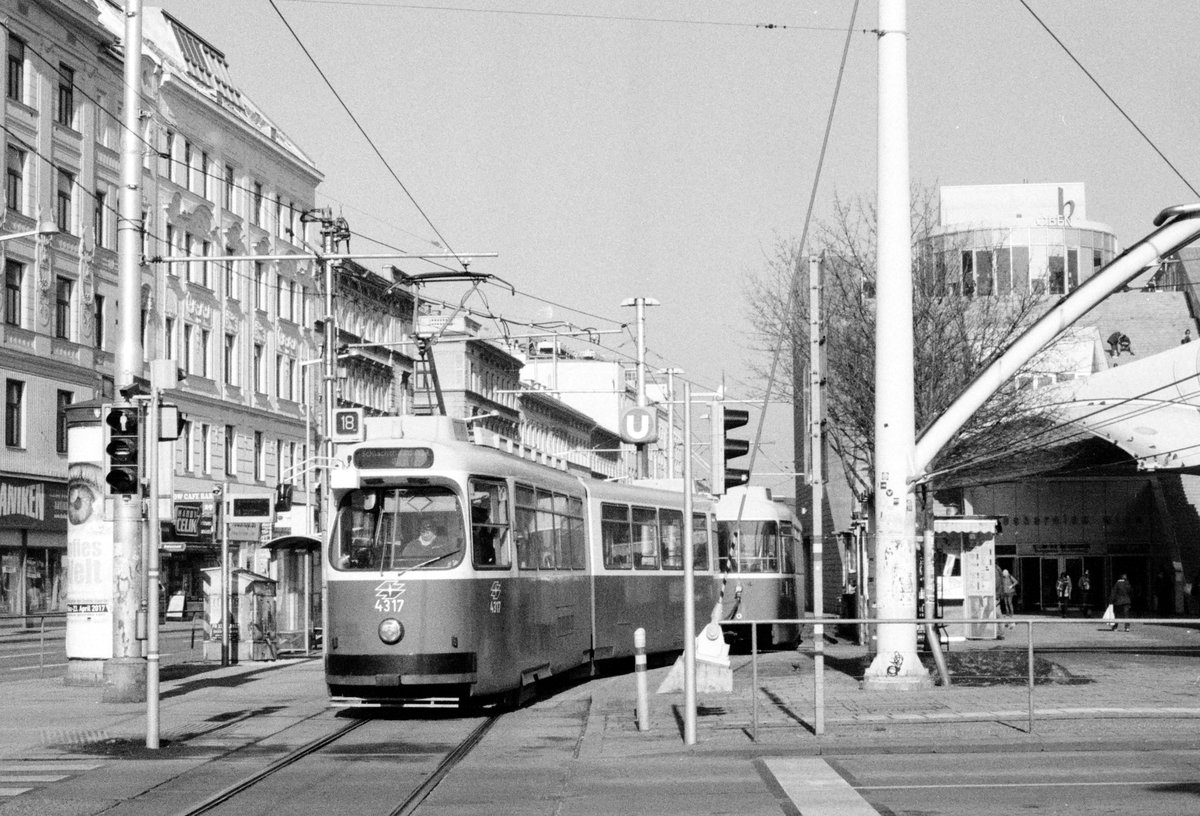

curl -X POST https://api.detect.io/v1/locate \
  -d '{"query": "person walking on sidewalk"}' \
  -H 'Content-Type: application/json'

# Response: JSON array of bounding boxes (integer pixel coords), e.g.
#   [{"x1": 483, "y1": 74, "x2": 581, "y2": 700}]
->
[
  {"x1": 1078, "y1": 569, "x2": 1092, "y2": 616},
  {"x1": 1056, "y1": 571, "x2": 1072, "y2": 617},
  {"x1": 998, "y1": 568, "x2": 1017, "y2": 619},
  {"x1": 1110, "y1": 573, "x2": 1133, "y2": 631}
]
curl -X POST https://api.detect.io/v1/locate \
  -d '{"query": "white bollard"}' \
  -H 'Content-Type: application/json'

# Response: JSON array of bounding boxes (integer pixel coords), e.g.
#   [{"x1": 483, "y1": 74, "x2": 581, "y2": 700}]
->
[{"x1": 634, "y1": 627, "x2": 649, "y2": 731}]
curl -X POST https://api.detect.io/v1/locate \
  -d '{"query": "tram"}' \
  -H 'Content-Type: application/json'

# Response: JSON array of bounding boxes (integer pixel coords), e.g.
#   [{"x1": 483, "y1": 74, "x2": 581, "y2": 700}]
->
[
  {"x1": 713, "y1": 485, "x2": 806, "y2": 648},
  {"x1": 323, "y1": 414, "x2": 723, "y2": 707}
]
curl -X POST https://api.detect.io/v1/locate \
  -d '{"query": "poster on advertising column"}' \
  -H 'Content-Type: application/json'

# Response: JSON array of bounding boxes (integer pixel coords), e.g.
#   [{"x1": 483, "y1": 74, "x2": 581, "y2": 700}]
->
[{"x1": 65, "y1": 421, "x2": 113, "y2": 660}]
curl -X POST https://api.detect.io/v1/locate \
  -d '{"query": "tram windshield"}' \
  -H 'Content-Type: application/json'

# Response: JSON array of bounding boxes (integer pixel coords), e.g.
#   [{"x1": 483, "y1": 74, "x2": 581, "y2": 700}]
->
[
  {"x1": 334, "y1": 486, "x2": 465, "y2": 571},
  {"x1": 717, "y1": 520, "x2": 779, "y2": 573}
]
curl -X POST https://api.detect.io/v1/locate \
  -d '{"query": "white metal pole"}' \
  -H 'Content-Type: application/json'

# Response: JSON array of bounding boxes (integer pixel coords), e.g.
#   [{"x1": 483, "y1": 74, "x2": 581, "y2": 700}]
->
[
  {"x1": 809, "y1": 255, "x2": 825, "y2": 732},
  {"x1": 105, "y1": 0, "x2": 147, "y2": 704},
  {"x1": 634, "y1": 298, "x2": 648, "y2": 478},
  {"x1": 865, "y1": 0, "x2": 929, "y2": 687},
  {"x1": 682, "y1": 382, "x2": 697, "y2": 744},
  {"x1": 220, "y1": 485, "x2": 229, "y2": 666},
  {"x1": 146, "y1": 389, "x2": 160, "y2": 748}
]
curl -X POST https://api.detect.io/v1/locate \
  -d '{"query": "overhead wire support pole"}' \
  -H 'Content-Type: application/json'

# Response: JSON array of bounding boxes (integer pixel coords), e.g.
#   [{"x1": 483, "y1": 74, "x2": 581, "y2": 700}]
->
[
  {"x1": 809, "y1": 255, "x2": 825, "y2": 733},
  {"x1": 106, "y1": 0, "x2": 147, "y2": 704},
  {"x1": 864, "y1": 0, "x2": 930, "y2": 688}
]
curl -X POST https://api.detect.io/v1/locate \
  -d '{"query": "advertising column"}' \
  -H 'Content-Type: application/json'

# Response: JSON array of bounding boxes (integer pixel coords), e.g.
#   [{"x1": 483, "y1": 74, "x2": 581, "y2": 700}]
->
[{"x1": 64, "y1": 403, "x2": 113, "y2": 686}]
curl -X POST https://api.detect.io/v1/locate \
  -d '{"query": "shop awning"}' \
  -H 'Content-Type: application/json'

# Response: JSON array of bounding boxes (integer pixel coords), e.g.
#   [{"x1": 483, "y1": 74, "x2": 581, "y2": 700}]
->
[
  {"x1": 933, "y1": 516, "x2": 998, "y2": 534},
  {"x1": 264, "y1": 535, "x2": 321, "y2": 551}
]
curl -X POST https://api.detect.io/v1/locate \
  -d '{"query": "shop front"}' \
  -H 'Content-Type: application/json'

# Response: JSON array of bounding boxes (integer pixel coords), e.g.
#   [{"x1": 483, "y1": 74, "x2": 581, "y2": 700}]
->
[{"x1": 0, "y1": 475, "x2": 68, "y2": 625}]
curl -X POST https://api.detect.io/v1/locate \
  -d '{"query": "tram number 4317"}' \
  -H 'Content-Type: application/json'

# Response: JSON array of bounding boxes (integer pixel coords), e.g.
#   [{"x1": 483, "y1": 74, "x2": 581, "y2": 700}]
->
[
  {"x1": 375, "y1": 597, "x2": 405, "y2": 613},
  {"x1": 489, "y1": 581, "x2": 502, "y2": 614}
]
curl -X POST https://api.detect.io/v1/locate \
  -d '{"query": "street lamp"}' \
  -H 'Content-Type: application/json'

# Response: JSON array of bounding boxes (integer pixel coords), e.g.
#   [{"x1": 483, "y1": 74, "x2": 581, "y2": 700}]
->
[{"x1": 0, "y1": 221, "x2": 58, "y2": 242}]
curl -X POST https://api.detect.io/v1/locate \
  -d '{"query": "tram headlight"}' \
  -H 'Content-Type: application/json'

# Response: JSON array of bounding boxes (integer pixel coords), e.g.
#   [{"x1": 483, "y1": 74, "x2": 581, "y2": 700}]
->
[{"x1": 378, "y1": 618, "x2": 405, "y2": 645}]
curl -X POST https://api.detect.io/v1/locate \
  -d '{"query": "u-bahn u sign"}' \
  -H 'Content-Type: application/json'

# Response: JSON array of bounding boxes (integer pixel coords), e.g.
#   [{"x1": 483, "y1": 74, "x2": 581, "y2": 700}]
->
[{"x1": 619, "y1": 406, "x2": 658, "y2": 444}]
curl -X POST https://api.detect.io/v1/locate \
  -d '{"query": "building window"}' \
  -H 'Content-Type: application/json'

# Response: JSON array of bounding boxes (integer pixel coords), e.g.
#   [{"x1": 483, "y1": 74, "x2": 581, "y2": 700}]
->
[
  {"x1": 200, "y1": 423, "x2": 211, "y2": 474},
  {"x1": 254, "y1": 343, "x2": 265, "y2": 393},
  {"x1": 56, "y1": 169, "x2": 73, "y2": 233},
  {"x1": 254, "y1": 431, "x2": 265, "y2": 481},
  {"x1": 56, "y1": 390, "x2": 72, "y2": 454},
  {"x1": 1049, "y1": 252, "x2": 1066, "y2": 295},
  {"x1": 94, "y1": 189, "x2": 107, "y2": 248},
  {"x1": 200, "y1": 328, "x2": 211, "y2": 378},
  {"x1": 183, "y1": 324, "x2": 194, "y2": 373},
  {"x1": 223, "y1": 163, "x2": 234, "y2": 211},
  {"x1": 254, "y1": 262, "x2": 266, "y2": 310},
  {"x1": 251, "y1": 181, "x2": 263, "y2": 227},
  {"x1": 6, "y1": 34, "x2": 24, "y2": 102},
  {"x1": 93, "y1": 294, "x2": 105, "y2": 349},
  {"x1": 224, "y1": 425, "x2": 237, "y2": 476},
  {"x1": 54, "y1": 277, "x2": 72, "y2": 340},
  {"x1": 55, "y1": 64, "x2": 75, "y2": 128},
  {"x1": 224, "y1": 333, "x2": 237, "y2": 385},
  {"x1": 6, "y1": 145, "x2": 24, "y2": 213},
  {"x1": 4, "y1": 259, "x2": 21, "y2": 327},
  {"x1": 5, "y1": 379, "x2": 23, "y2": 447},
  {"x1": 200, "y1": 151, "x2": 211, "y2": 200},
  {"x1": 201, "y1": 240, "x2": 212, "y2": 288},
  {"x1": 183, "y1": 140, "x2": 194, "y2": 191},
  {"x1": 163, "y1": 316, "x2": 175, "y2": 361},
  {"x1": 182, "y1": 420, "x2": 195, "y2": 472},
  {"x1": 224, "y1": 246, "x2": 235, "y2": 296},
  {"x1": 162, "y1": 130, "x2": 175, "y2": 180}
]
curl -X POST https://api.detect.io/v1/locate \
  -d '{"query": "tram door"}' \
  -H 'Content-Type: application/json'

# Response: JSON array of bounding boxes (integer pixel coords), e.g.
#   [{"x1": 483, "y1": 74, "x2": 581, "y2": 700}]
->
[{"x1": 1027, "y1": 556, "x2": 1086, "y2": 612}]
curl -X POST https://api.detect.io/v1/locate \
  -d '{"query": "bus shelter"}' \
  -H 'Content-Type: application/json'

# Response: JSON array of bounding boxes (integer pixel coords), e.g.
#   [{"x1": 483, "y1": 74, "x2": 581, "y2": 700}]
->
[{"x1": 264, "y1": 535, "x2": 322, "y2": 655}]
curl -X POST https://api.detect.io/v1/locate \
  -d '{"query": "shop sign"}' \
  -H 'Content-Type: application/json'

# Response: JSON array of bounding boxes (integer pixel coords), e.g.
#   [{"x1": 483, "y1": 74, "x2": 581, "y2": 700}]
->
[
  {"x1": 0, "y1": 477, "x2": 68, "y2": 530},
  {"x1": 174, "y1": 502, "x2": 202, "y2": 538}
]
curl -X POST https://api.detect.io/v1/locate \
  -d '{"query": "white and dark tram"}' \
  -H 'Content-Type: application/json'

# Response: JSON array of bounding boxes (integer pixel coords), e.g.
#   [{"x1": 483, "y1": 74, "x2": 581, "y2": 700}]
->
[
  {"x1": 713, "y1": 485, "x2": 806, "y2": 649},
  {"x1": 324, "y1": 415, "x2": 728, "y2": 707}
]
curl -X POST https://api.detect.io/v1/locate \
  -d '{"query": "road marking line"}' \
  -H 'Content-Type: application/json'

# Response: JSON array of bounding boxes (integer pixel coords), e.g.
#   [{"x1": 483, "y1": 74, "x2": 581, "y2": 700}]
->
[
  {"x1": 762, "y1": 758, "x2": 879, "y2": 815},
  {"x1": 0, "y1": 788, "x2": 33, "y2": 797},
  {"x1": 0, "y1": 775, "x2": 68, "y2": 783},
  {"x1": 0, "y1": 764, "x2": 103, "y2": 772},
  {"x1": 859, "y1": 780, "x2": 1191, "y2": 790}
]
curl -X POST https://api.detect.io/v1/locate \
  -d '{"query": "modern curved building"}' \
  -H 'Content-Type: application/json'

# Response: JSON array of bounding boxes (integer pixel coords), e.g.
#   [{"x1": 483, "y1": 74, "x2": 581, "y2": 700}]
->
[{"x1": 932, "y1": 183, "x2": 1119, "y2": 297}]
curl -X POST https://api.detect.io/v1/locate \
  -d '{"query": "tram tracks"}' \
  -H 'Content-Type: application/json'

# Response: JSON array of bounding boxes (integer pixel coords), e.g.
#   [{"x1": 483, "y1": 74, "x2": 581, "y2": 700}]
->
[{"x1": 172, "y1": 714, "x2": 499, "y2": 816}]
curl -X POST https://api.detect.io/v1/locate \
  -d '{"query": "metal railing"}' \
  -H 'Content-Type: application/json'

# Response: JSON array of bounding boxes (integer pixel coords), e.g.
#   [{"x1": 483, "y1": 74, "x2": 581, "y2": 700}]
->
[
  {"x1": 0, "y1": 613, "x2": 67, "y2": 675},
  {"x1": 723, "y1": 615, "x2": 1200, "y2": 741}
]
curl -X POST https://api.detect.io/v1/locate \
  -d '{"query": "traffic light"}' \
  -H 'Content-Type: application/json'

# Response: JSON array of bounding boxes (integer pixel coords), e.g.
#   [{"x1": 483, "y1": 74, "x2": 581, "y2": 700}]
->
[
  {"x1": 710, "y1": 403, "x2": 751, "y2": 495},
  {"x1": 275, "y1": 482, "x2": 294, "y2": 513},
  {"x1": 104, "y1": 404, "x2": 142, "y2": 495}
]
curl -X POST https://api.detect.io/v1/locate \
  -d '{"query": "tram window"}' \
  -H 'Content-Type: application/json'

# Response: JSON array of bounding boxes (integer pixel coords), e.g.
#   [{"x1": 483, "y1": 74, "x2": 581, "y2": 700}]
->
[
  {"x1": 660, "y1": 508, "x2": 683, "y2": 570},
  {"x1": 692, "y1": 513, "x2": 711, "y2": 571},
  {"x1": 468, "y1": 478, "x2": 511, "y2": 569},
  {"x1": 632, "y1": 506, "x2": 658, "y2": 569},
  {"x1": 333, "y1": 487, "x2": 465, "y2": 571},
  {"x1": 536, "y1": 488, "x2": 558, "y2": 569},
  {"x1": 780, "y1": 521, "x2": 795, "y2": 574},
  {"x1": 515, "y1": 484, "x2": 537, "y2": 570},
  {"x1": 566, "y1": 496, "x2": 586, "y2": 569},
  {"x1": 601, "y1": 502, "x2": 631, "y2": 569}
]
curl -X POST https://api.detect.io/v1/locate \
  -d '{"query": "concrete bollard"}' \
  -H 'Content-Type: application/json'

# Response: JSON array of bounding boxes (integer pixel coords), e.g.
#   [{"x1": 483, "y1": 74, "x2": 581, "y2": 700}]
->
[{"x1": 634, "y1": 627, "x2": 649, "y2": 731}]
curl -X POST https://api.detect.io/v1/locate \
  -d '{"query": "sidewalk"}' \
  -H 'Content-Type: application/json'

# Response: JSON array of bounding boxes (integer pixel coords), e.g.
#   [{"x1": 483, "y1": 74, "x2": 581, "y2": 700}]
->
[{"x1": 1, "y1": 618, "x2": 1198, "y2": 814}]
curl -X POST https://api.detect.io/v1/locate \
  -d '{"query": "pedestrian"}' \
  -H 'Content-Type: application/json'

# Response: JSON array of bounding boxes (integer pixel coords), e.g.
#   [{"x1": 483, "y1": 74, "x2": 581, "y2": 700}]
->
[
  {"x1": 1183, "y1": 328, "x2": 1192, "y2": 344},
  {"x1": 997, "y1": 568, "x2": 1017, "y2": 619},
  {"x1": 1056, "y1": 571, "x2": 1072, "y2": 617},
  {"x1": 1110, "y1": 573, "x2": 1133, "y2": 631},
  {"x1": 1077, "y1": 569, "x2": 1092, "y2": 616}
]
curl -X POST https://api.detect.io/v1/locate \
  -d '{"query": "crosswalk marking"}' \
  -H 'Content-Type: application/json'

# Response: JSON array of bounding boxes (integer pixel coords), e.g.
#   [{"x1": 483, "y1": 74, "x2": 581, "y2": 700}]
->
[
  {"x1": 0, "y1": 788, "x2": 33, "y2": 797},
  {"x1": 762, "y1": 758, "x2": 880, "y2": 816},
  {"x1": 0, "y1": 775, "x2": 68, "y2": 783}
]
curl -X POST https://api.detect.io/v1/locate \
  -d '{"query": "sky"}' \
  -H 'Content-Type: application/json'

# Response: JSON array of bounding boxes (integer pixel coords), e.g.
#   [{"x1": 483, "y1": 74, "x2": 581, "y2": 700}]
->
[{"x1": 150, "y1": 1, "x2": 1200, "y2": 498}]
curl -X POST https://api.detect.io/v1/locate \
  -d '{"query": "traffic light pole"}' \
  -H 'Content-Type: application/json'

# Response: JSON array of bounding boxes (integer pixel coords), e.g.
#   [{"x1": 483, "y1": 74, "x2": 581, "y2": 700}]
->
[{"x1": 106, "y1": 0, "x2": 146, "y2": 704}]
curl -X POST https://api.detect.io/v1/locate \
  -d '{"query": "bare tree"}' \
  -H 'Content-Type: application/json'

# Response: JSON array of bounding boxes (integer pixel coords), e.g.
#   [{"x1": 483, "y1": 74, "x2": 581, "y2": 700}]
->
[{"x1": 747, "y1": 185, "x2": 1069, "y2": 498}]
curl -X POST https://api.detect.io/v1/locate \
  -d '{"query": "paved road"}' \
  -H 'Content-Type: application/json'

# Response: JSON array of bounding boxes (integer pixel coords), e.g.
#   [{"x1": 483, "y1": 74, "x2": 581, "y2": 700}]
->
[{"x1": 768, "y1": 750, "x2": 1200, "y2": 815}]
